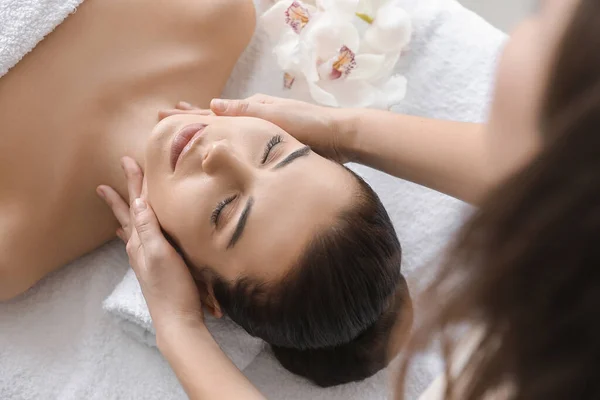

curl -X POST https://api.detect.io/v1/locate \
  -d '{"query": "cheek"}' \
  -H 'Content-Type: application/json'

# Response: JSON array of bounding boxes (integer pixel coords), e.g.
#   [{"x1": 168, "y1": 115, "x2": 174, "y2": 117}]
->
[
  {"x1": 143, "y1": 139, "x2": 169, "y2": 199},
  {"x1": 146, "y1": 178, "x2": 211, "y2": 248}
]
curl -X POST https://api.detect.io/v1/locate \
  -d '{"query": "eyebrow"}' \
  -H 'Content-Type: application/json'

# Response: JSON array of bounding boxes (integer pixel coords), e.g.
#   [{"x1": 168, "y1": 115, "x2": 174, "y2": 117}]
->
[
  {"x1": 274, "y1": 145, "x2": 311, "y2": 170},
  {"x1": 227, "y1": 197, "x2": 254, "y2": 249},
  {"x1": 226, "y1": 146, "x2": 311, "y2": 249}
]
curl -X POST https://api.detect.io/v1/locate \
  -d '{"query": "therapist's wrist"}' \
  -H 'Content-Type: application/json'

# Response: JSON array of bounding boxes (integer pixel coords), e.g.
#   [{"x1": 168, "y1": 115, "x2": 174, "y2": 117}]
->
[
  {"x1": 156, "y1": 316, "x2": 211, "y2": 355},
  {"x1": 331, "y1": 108, "x2": 361, "y2": 164}
]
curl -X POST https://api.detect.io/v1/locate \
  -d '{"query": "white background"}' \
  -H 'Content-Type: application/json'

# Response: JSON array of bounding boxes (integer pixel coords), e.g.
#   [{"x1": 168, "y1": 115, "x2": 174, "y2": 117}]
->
[{"x1": 459, "y1": 0, "x2": 535, "y2": 32}]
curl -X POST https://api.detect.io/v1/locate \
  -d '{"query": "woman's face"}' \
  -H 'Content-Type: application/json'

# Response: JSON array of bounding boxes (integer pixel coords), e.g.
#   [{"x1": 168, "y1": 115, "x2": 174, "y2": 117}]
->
[
  {"x1": 486, "y1": 0, "x2": 580, "y2": 181},
  {"x1": 142, "y1": 114, "x2": 356, "y2": 283}
]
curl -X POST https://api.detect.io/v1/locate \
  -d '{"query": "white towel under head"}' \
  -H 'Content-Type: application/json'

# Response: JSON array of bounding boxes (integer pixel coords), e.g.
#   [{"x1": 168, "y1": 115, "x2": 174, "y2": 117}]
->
[{"x1": 102, "y1": 269, "x2": 265, "y2": 371}]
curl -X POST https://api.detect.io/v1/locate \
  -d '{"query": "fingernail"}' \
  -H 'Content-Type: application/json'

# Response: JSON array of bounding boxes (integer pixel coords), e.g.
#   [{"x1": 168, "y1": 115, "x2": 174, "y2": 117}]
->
[
  {"x1": 179, "y1": 101, "x2": 193, "y2": 109},
  {"x1": 133, "y1": 198, "x2": 147, "y2": 214},
  {"x1": 211, "y1": 99, "x2": 226, "y2": 112},
  {"x1": 96, "y1": 187, "x2": 106, "y2": 199}
]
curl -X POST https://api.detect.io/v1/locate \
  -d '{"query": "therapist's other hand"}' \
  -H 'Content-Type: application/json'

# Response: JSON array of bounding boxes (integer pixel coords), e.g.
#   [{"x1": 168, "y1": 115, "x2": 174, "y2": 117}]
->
[
  {"x1": 96, "y1": 157, "x2": 204, "y2": 336},
  {"x1": 159, "y1": 96, "x2": 349, "y2": 163}
]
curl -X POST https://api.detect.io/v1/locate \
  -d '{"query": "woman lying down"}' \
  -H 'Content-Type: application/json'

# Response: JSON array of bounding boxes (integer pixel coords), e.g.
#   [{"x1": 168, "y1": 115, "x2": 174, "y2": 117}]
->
[{"x1": 0, "y1": 0, "x2": 412, "y2": 387}]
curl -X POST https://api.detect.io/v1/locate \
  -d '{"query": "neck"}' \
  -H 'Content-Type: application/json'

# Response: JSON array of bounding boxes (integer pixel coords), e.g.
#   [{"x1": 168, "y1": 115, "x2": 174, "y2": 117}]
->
[{"x1": 95, "y1": 100, "x2": 166, "y2": 200}]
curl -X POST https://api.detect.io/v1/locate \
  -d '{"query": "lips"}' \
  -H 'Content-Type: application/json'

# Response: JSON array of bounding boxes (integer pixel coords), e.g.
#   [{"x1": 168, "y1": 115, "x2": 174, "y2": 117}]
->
[{"x1": 170, "y1": 123, "x2": 207, "y2": 170}]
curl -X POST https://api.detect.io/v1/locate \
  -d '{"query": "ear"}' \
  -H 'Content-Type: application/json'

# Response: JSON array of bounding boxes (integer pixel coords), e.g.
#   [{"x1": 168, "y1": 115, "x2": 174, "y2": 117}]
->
[
  {"x1": 189, "y1": 269, "x2": 223, "y2": 318},
  {"x1": 203, "y1": 285, "x2": 223, "y2": 319}
]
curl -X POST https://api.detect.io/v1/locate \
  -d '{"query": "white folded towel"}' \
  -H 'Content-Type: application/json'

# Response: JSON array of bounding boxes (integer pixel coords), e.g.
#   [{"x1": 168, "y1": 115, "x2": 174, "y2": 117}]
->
[
  {"x1": 103, "y1": 269, "x2": 265, "y2": 371},
  {"x1": 0, "y1": 0, "x2": 84, "y2": 77}
]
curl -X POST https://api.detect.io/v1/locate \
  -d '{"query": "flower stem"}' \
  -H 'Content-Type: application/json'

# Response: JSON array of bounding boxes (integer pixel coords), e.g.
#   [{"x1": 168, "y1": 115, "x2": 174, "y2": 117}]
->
[{"x1": 355, "y1": 12, "x2": 374, "y2": 24}]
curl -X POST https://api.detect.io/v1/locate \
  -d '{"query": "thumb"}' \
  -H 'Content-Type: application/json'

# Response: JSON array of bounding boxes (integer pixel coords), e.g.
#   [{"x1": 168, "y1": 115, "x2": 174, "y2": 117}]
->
[
  {"x1": 211, "y1": 98, "x2": 264, "y2": 118},
  {"x1": 132, "y1": 199, "x2": 168, "y2": 258}
]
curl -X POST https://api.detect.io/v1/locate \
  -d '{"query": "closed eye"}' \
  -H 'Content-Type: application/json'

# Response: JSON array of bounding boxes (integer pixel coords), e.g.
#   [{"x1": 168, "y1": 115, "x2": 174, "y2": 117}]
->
[
  {"x1": 211, "y1": 195, "x2": 237, "y2": 227},
  {"x1": 261, "y1": 135, "x2": 283, "y2": 164}
]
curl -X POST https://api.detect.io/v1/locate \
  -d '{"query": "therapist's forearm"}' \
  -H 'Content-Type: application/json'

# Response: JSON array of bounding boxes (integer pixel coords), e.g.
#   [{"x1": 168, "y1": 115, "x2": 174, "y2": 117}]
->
[
  {"x1": 158, "y1": 322, "x2": 265, "y2": 400},
  {"x1": 337, "y1": 109, "x2": 491, "y2": 205}
]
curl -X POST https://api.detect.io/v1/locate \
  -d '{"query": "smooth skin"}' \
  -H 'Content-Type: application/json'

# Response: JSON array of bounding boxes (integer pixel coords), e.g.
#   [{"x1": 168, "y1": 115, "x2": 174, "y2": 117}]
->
[
  {"x1": 163, "y1": 99, "x2": 491, "y2": 204},
  {"x1": 0, "y1": 0, "x2": 256, "y2": 301},
  {"x1": 105, "y1": 0, "x2": 580, "y2": 397},
  {"x1": 0, "y1": 0, "x2": 358, "y2": 303}
]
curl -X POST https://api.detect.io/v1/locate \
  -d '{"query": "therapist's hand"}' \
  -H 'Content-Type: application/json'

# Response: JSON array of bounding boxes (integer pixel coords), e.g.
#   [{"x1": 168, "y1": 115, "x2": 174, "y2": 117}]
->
[
  {"x1": 97, "y1": 157, "x2": 204, "y2": 338},
  {"x1": 98, "y1": 158, "x2": 266, "y2": 400},
  {"x1": 159, "y1": 96, "x2": 351, "y2": 163}
]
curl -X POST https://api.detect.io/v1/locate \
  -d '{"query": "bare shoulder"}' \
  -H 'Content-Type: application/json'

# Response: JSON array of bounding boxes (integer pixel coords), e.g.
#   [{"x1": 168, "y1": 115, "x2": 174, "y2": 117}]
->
[
  {"x1": 72, "y1": 0, "x2": 256, "y2": 43},
  {"x1": 193, "y1": 0, "x2": 257, "y2": 26},
  {"x1": 191, "y1": 0, "x2": 257, "y2": 50},
  {"x1": 0, "y1": 206, "x2": 31, "y2": 301},
  {"x1": 135, "y1": 0, "x2": 257, "y2": 60}
]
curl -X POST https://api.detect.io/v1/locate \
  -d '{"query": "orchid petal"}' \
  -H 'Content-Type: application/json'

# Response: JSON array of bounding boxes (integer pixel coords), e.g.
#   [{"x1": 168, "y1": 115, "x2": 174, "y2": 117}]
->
[
  {"x1": 381, "y1": 74, "x2": 408, "y2": 107},
  {"x1": 317, "y1": 45, "x2": 357, "y2": 80},
  {"x1": 364, "y1": 1, "x2": 412, "y2": 53},
  {"x1": 285, "y1": 1, "x2": 312, "y2": 33},
  {"x1": 298, "y1": 37, "x2": 321, "y2": 82},
  {"x1": 283, "y1": 72, "x2": 296, "y2": 89},
  {"x1": 316, "y1": 0, "x2": 359, "y2": 16},
  {"x1": 367, "y1": 52, "x2": 400, "y2": 83},
  {"x1": 356, "y1": 0, "x2": 388, "y2": 15},
  {"x1": 263, "y1": 0, "x2": 411, "y2": 109},
  {"x1": 301, "y1": 14, "x2": 360, "y2": 59},
  {"x1": 261, "y1": 1, "x2": 294, "y2": 39},
  {"x1": 307, "y1": 81, "x2": 339, "y2": 106},
  {"x1": 261, "y1": 1, "x2": 317, "y2": 38},
  {"x1": 286, "y1": 76, "x2": 314, "y2": 102},
  {"x1": 355, "y1": 0, "x2": 374, "y2": 16},
  {"x1": 273, "y1": 30, "x2": 301, "y2": 71},
  {"x1": 297, "y1": 13, "x2": 360, "y2": 82},
  {"x1": 349, "y1": 53, "x2": 386, "y2": 81},
  {"x1": 319, "y1": 79, "x2": 376, "y2": 108}
]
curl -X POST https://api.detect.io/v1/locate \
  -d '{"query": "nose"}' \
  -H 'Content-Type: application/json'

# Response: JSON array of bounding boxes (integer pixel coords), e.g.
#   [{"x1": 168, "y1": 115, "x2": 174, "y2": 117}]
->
[{"x1": 202, "y1": 140, "x2": 254, "y2": 185}]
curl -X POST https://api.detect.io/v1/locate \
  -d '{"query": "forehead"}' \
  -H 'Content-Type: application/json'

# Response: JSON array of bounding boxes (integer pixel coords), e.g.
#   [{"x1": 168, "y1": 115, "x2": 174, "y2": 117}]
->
[
  {"x1": 174, "y1": 114, "x2": 284, "y2": 136},
  {"x1": 227, "y1": 116, "x2": 281, "y2": 131},
  {"x1": 217, "y1": 154, "x2": 357, "y2": 282}
]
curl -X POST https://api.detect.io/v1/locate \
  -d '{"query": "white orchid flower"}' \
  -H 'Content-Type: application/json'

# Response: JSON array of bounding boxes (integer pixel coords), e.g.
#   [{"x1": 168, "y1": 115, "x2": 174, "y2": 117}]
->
[
  {"x1": 261, "y1": 0, "x2": 412, "y2": 109},
  {"x1": 362, "y1": 0, "x2": 412, "y2": 53}
]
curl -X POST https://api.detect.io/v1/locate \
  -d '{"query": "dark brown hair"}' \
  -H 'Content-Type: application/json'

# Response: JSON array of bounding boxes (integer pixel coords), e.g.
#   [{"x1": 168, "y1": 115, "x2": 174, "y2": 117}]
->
[
  {"x1": 273, "y1": 277, "x2": 412, "y2": 387},
  {"x1": 207, "y1": 168, "x2": 412, "y2": 386},
  {"x1": 397, "y1": 1, "x2": 600, "y2": 399}
]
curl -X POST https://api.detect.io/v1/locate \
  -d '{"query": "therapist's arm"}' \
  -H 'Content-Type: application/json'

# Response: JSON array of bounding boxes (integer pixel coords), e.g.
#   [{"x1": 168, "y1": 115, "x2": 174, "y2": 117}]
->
[
  {"x1": 162, "y1": 97, "x2": 492, "y2": 205},
  {"x1": 338, "y1": 110, "x2": 491, "y2": 205},
  {"x1": 158, "y1": 322, "x2": 265, "y2": 400}
]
